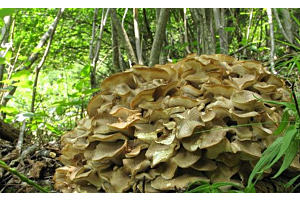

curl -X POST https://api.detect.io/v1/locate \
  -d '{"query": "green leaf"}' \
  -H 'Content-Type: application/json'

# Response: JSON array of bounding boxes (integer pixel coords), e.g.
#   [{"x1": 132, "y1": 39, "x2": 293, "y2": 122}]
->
[
  {"x1": 295, "y1": 60, "x2": 300, "y2": 74},
  {"x1": 0, "y1": 106, "x2": 18, "y2": 115},
  {"x1": 273, "y1": 109, "x2": 289, "y2": 135},
  {"x1": 18, "y1": 55, "x2": 28, "y2": 61},
  {"x1": 224, "y1": 27, "x2": 235, "y2": 32},
  {"x1": 45, "y1": 123, "x2": 62, "y2": 135},
  {"x1": 82, "y1": 88, "x2": 100, "y2": 95},
  {"x1": 32, "y1": 47, "x2": 43, "y2": 53},
  {"x1": 254, "y1": 95, "x2": 296, "y2": 111},
  {"x1": 0, "y1": 57, "x2": 5, "y2": 64},
  {"x1": 247, "y1": 137, "x2": 283, "y2": 190},
  {"x1": 80, "y1": 65, "x2": 90, "y2": 77},
  {"x1": 55, "y1": 106, "x2": 64, "y2": 116},
  {"x1": 13, "y1": 80, "x2": 33, "y2": 88},
  {"x1": 0, "y1": 8, "x2": 15, "y2": 18},
  {"x1": 284, "y1": 174, "x2": 300, "y2": 189},
  {"x1": 11, "y1": 70, "x2": 31, "y2": 81},
  {"x1": 266, "y1": 125, "x2": 297, "y2": 169},
  {"x1": 273, "y1": 138, "x2": 299, "y2": 178}
]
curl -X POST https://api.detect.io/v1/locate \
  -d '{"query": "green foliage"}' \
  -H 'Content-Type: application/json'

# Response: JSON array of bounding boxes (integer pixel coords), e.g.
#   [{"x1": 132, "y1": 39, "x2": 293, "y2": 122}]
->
[
  {"x1": 0, "y1": 8, "x2": 15, "y2": 18},
  {"x1": 185, "y1": 180, "x2": 243, "y2": 193}
]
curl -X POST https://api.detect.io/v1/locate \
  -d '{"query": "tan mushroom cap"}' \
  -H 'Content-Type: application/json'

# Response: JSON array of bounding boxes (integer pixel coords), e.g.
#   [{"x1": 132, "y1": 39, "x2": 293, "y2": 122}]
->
[
  {"x1": 84, "y1": 140, "x2": 128, "y2": 164},
  {"x1": 232, "y1": 74, "x2": 256, "y2": 89},
  {"x1": 151, "y1": 172, "x2": 209, "y2": 191},
  {"x1": 191, "y1": 158, "x2": 218, "y2": 171},
  {"x1": 202, "y1": 83, "x2": 238, "y2": 98},
  {"x1": 100, "y1": 71, "x2": 135, "y2": 91},
  {"x1": 132, "y1": 66, "x2": 170, "y2": 82},
  {"x1": 145, "y1": 142, "x2": 177, "y2": 167},
  {"x1": 230, "y1": 90, "x2": 258, "y2": 110},
  {"x1": 231, "y1": 140, "x2": 262, "y2": 160},
  {"x1": 123, "y1": 151, "x2": 150, "y2": 177},
  {"x1": 105, "y1": 167, "x2": 132, "y2": 192},
  {"x1": 159, "y1": 159, "x2": 178, "y2": 179},
  {"x1": 171, "y1": 148, "x2": 202, "y2": 168}
]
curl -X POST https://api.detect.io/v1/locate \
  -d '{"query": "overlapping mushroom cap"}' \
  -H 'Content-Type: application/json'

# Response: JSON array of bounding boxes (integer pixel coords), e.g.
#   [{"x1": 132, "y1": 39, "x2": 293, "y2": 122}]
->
[{"x1": 54, "y1": 54, "x2": 299, "y2": 193}]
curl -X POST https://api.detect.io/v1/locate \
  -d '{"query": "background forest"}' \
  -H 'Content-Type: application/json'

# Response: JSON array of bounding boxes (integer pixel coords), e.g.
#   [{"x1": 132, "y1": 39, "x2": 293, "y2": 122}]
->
[{"x1": 0, "y1": 8, "x2": 300, "y2": 193}]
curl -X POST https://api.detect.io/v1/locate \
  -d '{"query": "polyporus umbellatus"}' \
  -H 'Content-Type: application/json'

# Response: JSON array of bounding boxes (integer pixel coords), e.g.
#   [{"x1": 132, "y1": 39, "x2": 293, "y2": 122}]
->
[{"x1": 54, "y1": 54, "x2": 300, "y2": 193}]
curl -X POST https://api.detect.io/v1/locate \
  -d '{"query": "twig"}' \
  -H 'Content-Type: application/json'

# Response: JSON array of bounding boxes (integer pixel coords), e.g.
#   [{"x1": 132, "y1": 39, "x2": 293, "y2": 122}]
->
[
  {"x1": 15, "y1": 120, "x2": 27, "y2": 154},
  {"x1": 230, "y1": 43, "x2": 254, "y2": 56},
  {"x1": 0, "y1": 160, "x2": 48, "y2": 193}
]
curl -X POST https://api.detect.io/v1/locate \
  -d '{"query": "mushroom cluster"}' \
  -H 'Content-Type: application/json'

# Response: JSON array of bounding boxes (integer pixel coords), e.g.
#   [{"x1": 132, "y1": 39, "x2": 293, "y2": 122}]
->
[{"x1": 54, "y1": 54, "x2": 299, "y2": 193}]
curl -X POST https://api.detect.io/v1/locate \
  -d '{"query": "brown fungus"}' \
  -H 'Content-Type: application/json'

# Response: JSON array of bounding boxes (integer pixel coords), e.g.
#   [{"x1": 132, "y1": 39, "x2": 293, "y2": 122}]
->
[{"x1": 54, "y1": 54, "x2": 297, "y2": 193}]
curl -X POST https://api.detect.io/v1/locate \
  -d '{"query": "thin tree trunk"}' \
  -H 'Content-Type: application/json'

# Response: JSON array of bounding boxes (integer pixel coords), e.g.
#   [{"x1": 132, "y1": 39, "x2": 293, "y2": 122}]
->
[
  {"x1": 243, "y1": 8, "x2": 253, "y2": 56},
  {"x1": 133, "y1": 8, "x2": 143, "y2": 65},
  {"x1": 111, "y1": 19, "x2": 122, "y2": 72},
  {"x1": 90, "y1": 8, "x2": 110, "y2": 89},
  {"x1": 142, "y1": 8, "x2": 153, "y2": 45},
  {"x1": 273, "y1": 8, "x2": 293, "y2": 45},
  {"x1": 122, "y1": 8, "x2": 128, "y2": 28},
  {"x1": 190, "y1": 8, "x2": 202, "y2": 54},
  {"x1": 1, "y1": 8, "x2": 64, "y2": 107},
  {"x1": 110, "y1": 8, "x2": 137, "y2": 65},
  {"x1": 149, "y1": 8, "x2": 169, "y2": 67},
  {"x1": 220, "y1": 8, "x2": 228, "y2": 44},
  {"x1": 183, "y1": 8, "x2": 191, "y2": 54},
  {"x1": 209, "y1": 9, "x2": 215, "y2": 49},
  {"x1": 199, "y1": 8, "x2": 215, "y2": 54},
  {"x1": 0, "y1": 16, "x2": 12, "y2": 89},
  {"x1": 281, "y1": 9, "x2": 294, "y2": 45},
  {"x1": 89, "y1": 8, "x2": 99, "y2": 61},
  {"x1": 267, "y1": 8, "x2": 277, "y2": 74},
  {"x1": 213, "y1": 8, "x2": 228, "y2": 54},
  {"x1": 30, "y1": 8, "x2": 63, "y2": 113}
]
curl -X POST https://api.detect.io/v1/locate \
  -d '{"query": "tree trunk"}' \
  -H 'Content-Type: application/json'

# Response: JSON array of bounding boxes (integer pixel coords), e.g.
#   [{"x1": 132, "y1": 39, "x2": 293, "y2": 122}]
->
[
  {"x1": 213, "y1": 8, "x2": 228, "y2": 54},
  {"x1": 111, "y1": 19, "x2": 122, "y2": 72},
  {"x1": 190, "y1": 8, "x2": 202, "y2": 54},
  {"x1": 90, "y1": 8, "x2": 110, "y2": 89},
  {"x1": 281, "y1": 9, "x2": 294, "y2": 45},
  {"x1": 149, "y1": 8, "x2": 169, "y2": 67},
  {"x1": 199, "y1": 8, "x2": 215, "y2": 54},
  {"x1": 142, "y1": 8, "x2": 153, "y2": 45},
  {"x1": 273, "y1": 8, "x2": 294, "y2": 46},
  {"x1": 110, "y1": 8, "x2": 137, "y2": 65},
  {"x1": 183, "y1": 8, "x2": 191, "y2": 54},
  {"x1": 0, "y1": 16, "x2": 12, "y2": 89},
  {"x1": 133, "y1": 8, "x2": 143, "y2": 65},
  {"x1": 89, "y1": 8, "x2": 99, "y2": 61},
  {"x1": 267, "y1": 8, "x2": 277, "y2": 74},
  {"x1": 243, "y1": 8, "x2": 253, "y2": 56}
]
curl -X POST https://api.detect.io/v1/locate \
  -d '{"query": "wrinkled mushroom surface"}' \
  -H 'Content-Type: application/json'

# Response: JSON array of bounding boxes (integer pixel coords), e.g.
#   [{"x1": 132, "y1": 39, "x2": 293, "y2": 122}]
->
[{"x1": 54, "y1": 54, "x2": 298, "y2": 193}]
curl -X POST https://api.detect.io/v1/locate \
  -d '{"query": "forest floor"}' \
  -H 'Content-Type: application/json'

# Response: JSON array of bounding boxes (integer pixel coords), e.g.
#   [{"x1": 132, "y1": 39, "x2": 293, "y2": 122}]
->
[{"x1": 0, "y1": 138, "x2": 62, "y2": 193}]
